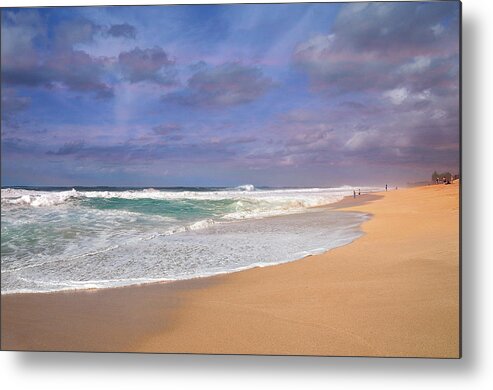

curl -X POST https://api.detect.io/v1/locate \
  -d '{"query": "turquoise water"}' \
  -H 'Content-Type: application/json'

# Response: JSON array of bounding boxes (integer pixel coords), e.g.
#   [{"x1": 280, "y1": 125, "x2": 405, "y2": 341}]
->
[
  {"x1": 1, "y1": 186, "x2": 376, "y2": 294},
  {"x1": 81, "y1": 197, "x2": 240, "y2": 220}
]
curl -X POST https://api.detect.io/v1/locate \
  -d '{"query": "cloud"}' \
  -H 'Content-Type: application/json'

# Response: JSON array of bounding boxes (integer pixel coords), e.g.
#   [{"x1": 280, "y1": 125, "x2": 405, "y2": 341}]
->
[
  {"x1": 54, "y1": 18, "x2": 101, "y2": 48},
  {"x1": 1, "y1": 89, "x2": 30, "y2": 115},
  {"x1": 2, "y1": 137, "x2": 41, "y2": 157},
  {"x1": 331, "y1": 2, "x2": 457, "y2": 53},
  {"x1": 209, "y1": 135, "x2": 257, "y2": 146},
  {"x1": 1, "y1": 88, "x2": 31, "y2": 129},
  {"x1": 344, "y1": 129, "x2": 383, "y2": 152},
  {"x1": 118, "y1": 46, "x2": 176, "y2": 85},
  {"x1": 107, "y1": 23, "x2": 137, "y2": 39},
  {"x1": 399, "y1": 56, "x2": 432, "y2": 75},
  {"x1": 246, "y1": 83, "x2": 459, "y2": 172},
  {"x1": 293, "y1": 2, "x2": 459, "y2": 96},
  {"x1": 2, "y1": 49, "x2": 114, "y2": 98},
  {"x1": 55, "y1": 19, "x2": 137, "y2": 45},
  {"x1": 383, "y1": 88, "x2": 409, "y2": 105},
  {"x1": 164, "y1": 63, "x2": 274, "y2": 108},
  {"x1": 1, "y1": 5, "x2": 460, "y2": 185},
  {"x1": 49, "y1": 50, "x2": 114, "y2": 98},
  {"x1": 41, "y1": 138, "x2": 239, "y2": 165},
  {"x1": 151, "y1": 123, "x2": 184, "y2": 141},
  {"x1": 282, "y1": 2, "x2": 460, "y2": 173},
  {"x1": 1, "y1": 10, "x2": 45, "y2": 73},
  {"x1": 47, "y1": 140, "x2": 85, "y2": 156},
  {"x1": 1, "y1": 11, "x2": 114, "y2": 98},
  {"x1": 152, "y1": 123, "x2": 182, "y2": 135}
]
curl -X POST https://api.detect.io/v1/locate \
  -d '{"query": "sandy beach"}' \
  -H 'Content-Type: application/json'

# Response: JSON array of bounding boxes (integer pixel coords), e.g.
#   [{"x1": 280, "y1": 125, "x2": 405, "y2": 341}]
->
[{"x1": 1, "y1": 183, "x2": 460, "y2": 357}]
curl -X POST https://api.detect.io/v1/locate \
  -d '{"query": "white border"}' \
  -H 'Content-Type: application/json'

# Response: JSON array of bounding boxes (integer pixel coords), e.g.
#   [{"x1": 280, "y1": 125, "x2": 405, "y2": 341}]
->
[{"x1": 2, "y1": 1, "x2": 493, "y2": 390}]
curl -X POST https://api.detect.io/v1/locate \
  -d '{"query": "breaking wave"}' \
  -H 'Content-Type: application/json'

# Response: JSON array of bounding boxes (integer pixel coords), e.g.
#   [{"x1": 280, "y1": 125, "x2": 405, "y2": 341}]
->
[{"x1": 1, "y1": 185, "x2": 379, "y2": 294}]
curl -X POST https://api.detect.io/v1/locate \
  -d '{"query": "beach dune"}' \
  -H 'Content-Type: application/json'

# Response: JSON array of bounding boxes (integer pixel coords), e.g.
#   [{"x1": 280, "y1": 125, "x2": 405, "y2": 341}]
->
[{"x1": 1, "y1": 183, "x2": 460, "y2": 357}]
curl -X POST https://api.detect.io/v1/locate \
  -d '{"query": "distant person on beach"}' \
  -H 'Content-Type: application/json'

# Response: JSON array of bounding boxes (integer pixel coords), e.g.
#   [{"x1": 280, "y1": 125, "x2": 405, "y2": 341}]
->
[
  {"x1": 353, "y1": 190, "x2": 356, "y2": 199},
  {"x1": 358, "y1": 189, "x2": 361, "y2": 196},
  {"x1": 385, "y1": 184, "x2": 388, "y2": 191}
]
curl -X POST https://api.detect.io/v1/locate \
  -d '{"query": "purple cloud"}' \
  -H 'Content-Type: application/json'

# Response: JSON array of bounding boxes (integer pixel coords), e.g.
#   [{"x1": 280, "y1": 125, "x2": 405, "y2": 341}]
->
[
  {"x1": 55, "y1": 19, "x2": 137, "y2": 45},
  {"x1": 245, "y1": 83, "x2": 459, "y2": 172},
  {"x1": 107, "y1": 23, "x2": 137, "y2": 39},
  {"x1": 2, "y1": 50, "x2": 113, "y2": 99},
  {"x1": 293, "y1": 2, "x2": 459, "y2": 96},
  {"x1": 47, "y1": 140, "x2": 85, "y2": 156},
  {"x1": 164, "y1": 63, "x2": 274, "y2": 108},
  {"x1": 1, "y1": 4, "x2": 460, "y2": 186},
  {"x1": 1, "y1": 11, "x2": 113, "y2": 98},
  {"x1": 1, "y1": 88, "x2": 31, "y2": 127},
  {"x1": 280, "y1": 2, "x2": 460, "y2": 174},
  {"x1": 332, "y1": 2, "x2": 457, "y2": 54},
  {"x1": 1, "y1": 91, "x2": 30, "y2": 113},
  {"x1": 54, "y1": 18, "x2": 101, "y2": 48},
  {"x1": 118, "y1": 47, "x2": 176, "y2": 85}
]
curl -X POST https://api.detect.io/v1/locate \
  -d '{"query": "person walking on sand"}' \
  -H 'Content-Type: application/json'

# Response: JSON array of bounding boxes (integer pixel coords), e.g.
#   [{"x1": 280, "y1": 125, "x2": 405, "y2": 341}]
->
[
  {"x1": 385, "y1": 184, "x2": 388, "y2": 191},
  {"x1": 353, "y1": 190, "x2": 356, "y2": 199}
]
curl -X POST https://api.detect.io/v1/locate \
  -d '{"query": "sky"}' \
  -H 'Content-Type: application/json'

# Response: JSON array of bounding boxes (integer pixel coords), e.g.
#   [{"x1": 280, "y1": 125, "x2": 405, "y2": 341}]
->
[{"x1": 1, "y1": 2, "x2": 460, "y2": 187}]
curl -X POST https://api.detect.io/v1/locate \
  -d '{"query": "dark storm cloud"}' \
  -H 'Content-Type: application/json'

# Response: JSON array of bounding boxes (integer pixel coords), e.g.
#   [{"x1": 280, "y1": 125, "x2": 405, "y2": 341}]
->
[
  {"x1": 46, "y1": 50, "x2": 113, "y2": 98},
  {"x1": 293, "y1": 2, "x2": 459, "y2": 96},
  {"x1": 163, "y1": 63, "x2": 274, "y2": 108},
  {"x1": 332, "y1": 2, "x2": 458, "y2": 53},
  {"x1": 107, "y1": 23, "x2": 137, "y2": 39},
  {"x1": 1, "y1": 11, "x2": 114, "y2": 98},
  {"x1": 118, "y1": 47, "x2": 176, "y2": 85},
  {"x1": 2, "y1": 50, "x2": 114, "y2": 99},
  {"x1": 285, "y1": 2, "x2": 460, "y2": 173}
]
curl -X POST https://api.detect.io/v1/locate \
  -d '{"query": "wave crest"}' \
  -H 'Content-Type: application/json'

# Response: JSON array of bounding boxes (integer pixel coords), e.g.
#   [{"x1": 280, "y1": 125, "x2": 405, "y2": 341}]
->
[
  {"x1": 233, "y1": 184, "x2": 255, "y2": 191},
  {"x1": 1, "y1": 189, "x2": 79, "y2": 207}
]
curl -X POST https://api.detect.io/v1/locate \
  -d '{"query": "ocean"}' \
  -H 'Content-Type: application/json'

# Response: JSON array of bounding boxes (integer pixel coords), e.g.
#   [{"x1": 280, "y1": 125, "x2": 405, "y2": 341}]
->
[{"x1": 1, "y1": 185, "x2": 378, "y2": 294}]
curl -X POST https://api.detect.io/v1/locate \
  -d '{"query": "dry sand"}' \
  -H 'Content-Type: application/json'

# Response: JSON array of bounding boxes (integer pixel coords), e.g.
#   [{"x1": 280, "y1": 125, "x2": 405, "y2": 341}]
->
[{"x1": 1, "y1": 183, "x2": 460, "y2": 357}]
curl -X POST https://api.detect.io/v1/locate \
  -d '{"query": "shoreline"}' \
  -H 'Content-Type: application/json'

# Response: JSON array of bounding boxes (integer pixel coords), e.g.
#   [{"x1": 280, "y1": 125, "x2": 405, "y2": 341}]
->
[
  {"x1": 1, "y1": 192, "x2": 377, "y2": 297},
  {"x1": 1, "y1": 184, "x2": 459, "y2": 357}
]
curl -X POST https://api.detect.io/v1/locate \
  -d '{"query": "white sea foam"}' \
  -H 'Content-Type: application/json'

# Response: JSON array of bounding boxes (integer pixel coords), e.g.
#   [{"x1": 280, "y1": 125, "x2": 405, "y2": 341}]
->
[
  {"x1": 1, "y1": 186, "x2": 380, "y2": 217},
  {"x1": 1, "y1": 188, "x2": 79, "y2": 207},
  {"x1": 1, "y1": 185, "x2": 378, "y2": 294},
  {"x1": 141, "y1": 218, "x2": 218, "y2": 239},
  {"x1": 234, "y1": 184, "x2": 256, "y2": 191},
  {"x1": 2, "y1": 207, "x2": 370, "y2": 294}
]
